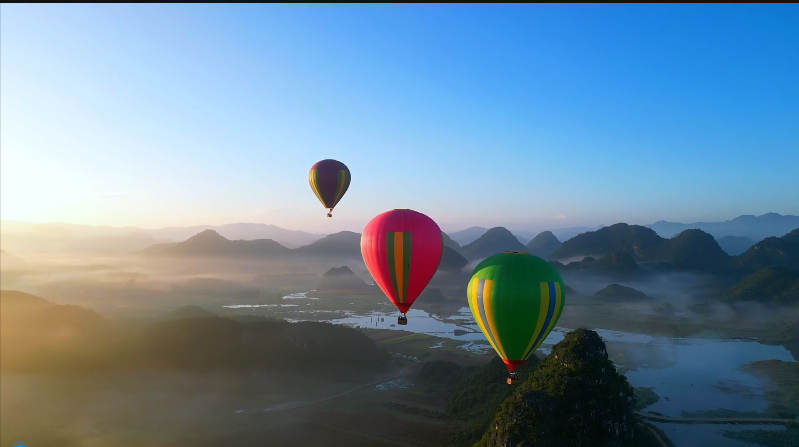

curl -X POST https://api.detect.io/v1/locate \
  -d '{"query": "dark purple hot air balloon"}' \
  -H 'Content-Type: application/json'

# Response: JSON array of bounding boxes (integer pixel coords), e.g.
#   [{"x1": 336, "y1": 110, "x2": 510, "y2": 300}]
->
[{"x1": 308, "y1": 159, "x2": 351, "y2": 217}]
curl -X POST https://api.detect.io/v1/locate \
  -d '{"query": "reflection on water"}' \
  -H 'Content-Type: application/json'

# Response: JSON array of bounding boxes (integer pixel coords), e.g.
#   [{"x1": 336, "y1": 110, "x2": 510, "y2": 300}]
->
[
  {"x1": 223, "y1": 303, "x2": 299, "y2": 308},
  {"x1": 327, "y1": 308, "x2": 486, "y2": 341},
  {"x1": 283, "y1": 292, "x2": 320, "y2": 300},
  {"x1": 457, "y1": 341, "x2": 493, "y2": 355},
  {"x1": 625, "y1": 338, "x2": 795, "y2": 417},
  {"x1": 653, "y1": 423, "x2": 786, "y2": 447},
  {"x1": 376, "y1": 377, "x2": 411, "y2": 391}
]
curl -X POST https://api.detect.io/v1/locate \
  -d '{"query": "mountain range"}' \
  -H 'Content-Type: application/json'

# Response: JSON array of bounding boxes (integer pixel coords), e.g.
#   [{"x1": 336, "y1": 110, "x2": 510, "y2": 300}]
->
[
  {"x1": 550, "y1": 224, "x2": 731, "y2": 271},
  {"x1": 0, "y1": 220, "x2": 323, "y2": 253},
  {"x1": 4, "y1": 213, "x2": 795, "y2": 255},
  {"x1": 646, "y1": 213, "x2": 799, "y2": 241},
  {"x1": 550, "y1": 224, "x2": 799, "y2": 276},
  {"x1": 447, "y1": 225, "x2": 602, "y2": 246},
  {"x1": 144, "y1": 222, "x2": 323, "y2": 248},
  {"x1": 138, "y1": 223, "x2": 799, "y2": 279},
  {"x1": 140, "y1": 229, "x2": 291, "y2": 258}
]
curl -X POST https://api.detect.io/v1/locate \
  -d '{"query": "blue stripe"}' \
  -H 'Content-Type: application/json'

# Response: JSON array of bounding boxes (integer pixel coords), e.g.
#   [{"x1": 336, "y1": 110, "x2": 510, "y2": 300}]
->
[
  {"x1": 476, "y1": 279, "x2": 501, "y2": 353},
  {"x1": 523, "y1": 282, "x2": 557, "y2": 360}
]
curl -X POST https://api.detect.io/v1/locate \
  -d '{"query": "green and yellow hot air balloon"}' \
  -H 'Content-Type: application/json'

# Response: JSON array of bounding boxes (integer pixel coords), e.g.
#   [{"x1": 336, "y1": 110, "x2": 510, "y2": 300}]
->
[{"x1": 467, "y1": 251, "x2": 566, "y2": 384}]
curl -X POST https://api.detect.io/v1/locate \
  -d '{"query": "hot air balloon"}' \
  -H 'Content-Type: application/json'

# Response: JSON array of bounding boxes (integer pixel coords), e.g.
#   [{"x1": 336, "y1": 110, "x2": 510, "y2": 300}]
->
[
  {"x1": 361, "y1": 209, "x2": 443, "y2": 325},
  {"x1": 467, "y1": 251, "x2": 565, "y2": 384},
  {"x1": 308, "y1": 159, "x2": 351, "y2": 217}
]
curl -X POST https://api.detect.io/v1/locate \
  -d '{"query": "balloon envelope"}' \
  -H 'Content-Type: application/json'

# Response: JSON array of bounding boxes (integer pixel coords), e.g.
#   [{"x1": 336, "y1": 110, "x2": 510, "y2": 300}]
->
[
  {"x1": 308, "y1": 159, "x2": 351, "y2": 211},
  {"x1": 467, "y1": 251, "x2": 566, "y2": 372},
  {"x1": 361, "y1": 209, "x2": 443, "y2": 313}
]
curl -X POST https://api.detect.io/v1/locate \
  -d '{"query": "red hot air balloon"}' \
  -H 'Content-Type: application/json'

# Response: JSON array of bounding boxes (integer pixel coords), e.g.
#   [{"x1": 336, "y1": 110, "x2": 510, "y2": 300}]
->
[
  {"x1": 361, "y1": 209, "x2": 443, "y2": 325},
  {"x1": 308, "y1": 159, "x2": 351, "y2": 217}
]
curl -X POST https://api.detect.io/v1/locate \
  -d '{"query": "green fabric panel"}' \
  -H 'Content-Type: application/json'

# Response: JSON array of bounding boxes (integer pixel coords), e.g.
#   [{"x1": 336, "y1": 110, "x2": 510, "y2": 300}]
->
[
  {"x1": 386, "y1": 232, "x2": 398, "y2": 299},
  {"x1": 470, "y1": 252, "x2": 565, "y2": 361},
  {"x1": 402, "y1": 231, "x2": 412, "y2": 302}
]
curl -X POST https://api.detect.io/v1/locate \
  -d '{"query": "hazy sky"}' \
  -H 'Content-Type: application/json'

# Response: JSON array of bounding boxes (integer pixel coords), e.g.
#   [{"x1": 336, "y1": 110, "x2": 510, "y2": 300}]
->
[{"x1": 2, "y1": 4, "x2": 797, "y2": 233}]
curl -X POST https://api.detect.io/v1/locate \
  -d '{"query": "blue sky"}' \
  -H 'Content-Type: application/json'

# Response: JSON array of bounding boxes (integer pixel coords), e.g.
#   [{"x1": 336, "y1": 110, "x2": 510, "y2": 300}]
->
[{"x1": 2, "y1": 4, "x2": 797, "y2": 233}]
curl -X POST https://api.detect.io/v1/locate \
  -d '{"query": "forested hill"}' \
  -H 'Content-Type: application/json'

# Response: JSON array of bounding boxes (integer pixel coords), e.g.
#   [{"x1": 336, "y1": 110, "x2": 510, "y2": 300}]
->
[
  {"x1": 0, "y1": 290, "x2": 390, "y2": 374},
  {"x1": 479, "y1": 329, "x2": 636, "y2": 446},
  {"x1": 417, "y1": 329, "x2": 664, "y2": 447}
]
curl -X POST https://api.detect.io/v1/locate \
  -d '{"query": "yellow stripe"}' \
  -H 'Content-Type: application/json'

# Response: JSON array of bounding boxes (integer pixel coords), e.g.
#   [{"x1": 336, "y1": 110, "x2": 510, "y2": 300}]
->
[
  {"x1": 521, "y1": 282, "x2": 551, "y2": 359},
  {"x1": 308, "y1": 170, "x2": 325, "y2": 206},
  {"x1": 334, "y1": 170, "x2": 347, "y2": 204},
  {"x1": 394, "y1": 232, "x2": 404, "y2": 303},
  {"x1": 482, "y1": 281, "x2": 507, "y2": 359},
  {"x1": 552, "y1": 282, "x2": 565, "y2": 327},
  {"x1": 541, "y1": 283, "x2": 562, "y2": 339},
  {"x1": 469, "y1": 278, "x2": 504, "y2": 358}
]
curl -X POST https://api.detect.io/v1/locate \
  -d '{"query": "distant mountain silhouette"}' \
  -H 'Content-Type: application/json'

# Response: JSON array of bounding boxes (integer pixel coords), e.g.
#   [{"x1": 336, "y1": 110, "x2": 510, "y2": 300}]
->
[
  {"x1": 139, "y1": 229, "x2": 471, "y2": 270},
  {"x1": 724, "y1": 267, "x2": 799, "y2": 306},
  {"x1": 140, "y1": 230, "x2": 290, "y2": 258},
  {"x1": 163, "y1": 305, "x2": 218, "y2": 320},
  {"x1": 442, "y1": 232, "x2": 462, "y2": 252},
  {"x1": 448, "y1": 226, "x2": 490, "y2": 246},
  {"x1": 550, "y1": 224, "x2": 730, "y2": 272},
  {"x1": 440, "y1": 246, "x2": 468, "y2": 272},
  {"x1": 731, "y1": 228, "x2": 799, "y2": 273},
  {"x1": 647, "y1": 213, "x2": 799, "y2": 241},
  {"x1": 293, "y1": 231, "x2": 362, "y2": 257},
  {"x1": 525, "y1": 231, "x2": 562, "y2": 258},
  {"x1": 0, "y1": 220, "x2": 322, "y2": 254},
  {"x1": 448, "y1": 227, "x2": 545, "y2": 246},
  {"x1": 548, "y1": 226, "x2": 606, "y2": 242},
  {"x1": 550, "y1": 223, "x2": 664, "y2": 261},
  {"x1": 460, "y1": 227, "x2": 527, "y2": 261},
  {"x1": 593, "y1": 284, "x2": 650, "y2": 302},
  {"x1": 716, "y1": 235, "x2": 755, "y2": 256},
  {"x1": 144, "y1": 222, "x2": 323, "y2": 248},
  {"x1": 513, "y1": 226, "x2": 604, "y2": 244},
  {"x1": 317, "y1": 266, "x2": 370, "y2": 291}
]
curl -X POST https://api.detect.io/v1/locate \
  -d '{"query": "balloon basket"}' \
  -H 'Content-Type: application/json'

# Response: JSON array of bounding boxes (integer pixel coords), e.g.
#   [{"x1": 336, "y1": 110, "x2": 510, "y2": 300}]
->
[
  {"x1": 506, "y1": 372, "x2": 519, "y2": 385},
  {"x1": 327, "y1": 213, "x2": 332, "y2": 218},
  {"x1": 397, "y1": 315, "x2": 408, "y2": 325}
]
